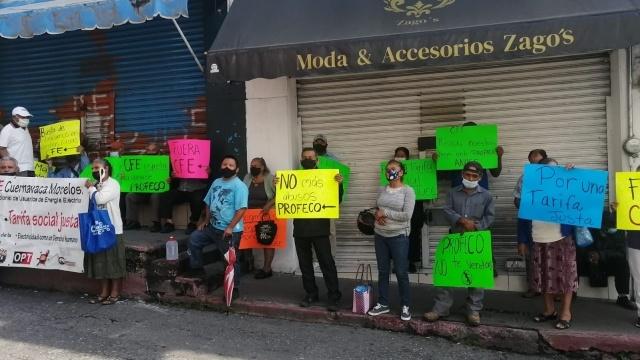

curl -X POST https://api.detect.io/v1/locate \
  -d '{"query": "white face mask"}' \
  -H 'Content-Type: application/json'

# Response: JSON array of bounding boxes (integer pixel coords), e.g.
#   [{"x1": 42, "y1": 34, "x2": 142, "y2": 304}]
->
[
  {"x1": 462, "y1": 178, "x2": 479, "y2": 189},
  {"x1": 109, "y1": 151, "x2": 120, "y2": 157},
  {"x1": 16, "y1": 118, "x2": 29, "y2": 128},
  {"x1": 394, "y1": 157, "x2": 407, "y2": 162}
]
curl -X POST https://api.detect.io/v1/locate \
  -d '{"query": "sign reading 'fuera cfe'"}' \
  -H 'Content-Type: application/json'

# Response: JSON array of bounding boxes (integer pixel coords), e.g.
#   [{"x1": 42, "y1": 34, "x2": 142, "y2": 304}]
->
[{"x1": 275, "y1": 169, "x2": 340, "y2": 219}]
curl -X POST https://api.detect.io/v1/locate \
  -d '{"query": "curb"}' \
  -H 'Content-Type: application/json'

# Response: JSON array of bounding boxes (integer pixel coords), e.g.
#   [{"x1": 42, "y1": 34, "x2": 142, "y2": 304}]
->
[{"x1": 154, "y1": 294, "x2": 640, "y2": 356}]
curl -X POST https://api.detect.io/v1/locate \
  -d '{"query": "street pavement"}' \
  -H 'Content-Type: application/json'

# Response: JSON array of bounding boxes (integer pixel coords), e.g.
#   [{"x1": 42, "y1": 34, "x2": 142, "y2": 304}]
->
[{"x1": 0, "y1": 286, "x2": 566, "y2": 360}]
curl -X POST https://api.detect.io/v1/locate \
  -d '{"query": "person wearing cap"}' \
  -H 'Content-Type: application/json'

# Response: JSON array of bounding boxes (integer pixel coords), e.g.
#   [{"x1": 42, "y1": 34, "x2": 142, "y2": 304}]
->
[
  {"x1": 0, "y1": 107, "x2": 35, "y2": 177},
  {"x1": 424, "y1": 161, "x2": 495, "y2": 327},
  {"x1": 312, "y1": 134, "x2": 338, "y2": 160}
]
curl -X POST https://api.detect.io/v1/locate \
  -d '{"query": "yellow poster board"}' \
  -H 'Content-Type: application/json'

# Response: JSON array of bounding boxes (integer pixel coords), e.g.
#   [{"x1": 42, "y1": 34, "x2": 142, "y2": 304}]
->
[
  {"x1": 275, "y1": 169, "x2": 339, "y2": 219},
  {"x1": 39, "y1": 119, "x2": 81, "y2": 160},
  {"x1": 616, "y1": 172, "x2": 640, "y2": 230},
  {"x1": 34, "y1": 161, "x2": 49, "y2": 178}
]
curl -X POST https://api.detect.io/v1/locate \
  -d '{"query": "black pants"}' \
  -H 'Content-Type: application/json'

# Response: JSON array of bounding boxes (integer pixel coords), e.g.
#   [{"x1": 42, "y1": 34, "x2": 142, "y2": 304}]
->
[
  {"x1": 408, "y1": 200, "x2": 424, "y2": 263},
  {"x1": 578, "y1": 252, "x2": 630, "y2": 295},
  {"x1": 158, "y1": 188, "x2": 206, "y2": 223},
  {"x1": 294, "y1": 235, "x2": 341, "y2": 300}
]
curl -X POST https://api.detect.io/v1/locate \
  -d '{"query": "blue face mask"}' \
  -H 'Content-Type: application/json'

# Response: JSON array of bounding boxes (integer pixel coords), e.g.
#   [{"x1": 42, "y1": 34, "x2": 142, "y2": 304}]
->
[{"x1": 386, "y1": 169, "x2": 401, "y2": 181}]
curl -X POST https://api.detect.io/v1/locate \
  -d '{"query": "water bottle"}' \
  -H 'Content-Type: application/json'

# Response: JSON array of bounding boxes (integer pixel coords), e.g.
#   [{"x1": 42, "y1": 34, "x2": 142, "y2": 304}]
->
[{"x1": 166, "y1": 235, "x2": 178, "y2": 261}]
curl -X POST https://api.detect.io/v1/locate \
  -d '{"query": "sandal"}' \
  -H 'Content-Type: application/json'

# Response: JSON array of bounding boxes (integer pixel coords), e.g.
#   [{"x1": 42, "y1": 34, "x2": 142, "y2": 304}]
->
[
  {"x1": 533, "y1": 312, "x2": 557, "y2": 323},
  {"x1": 89, "y1": 295, "x2": 108, "y2": 304},
  {"x1": 555, "y1": 319, "x2": 571, "y2": 330},
  {"x1": 101, "y1": 296, "x2": 120, "y2": 305}
]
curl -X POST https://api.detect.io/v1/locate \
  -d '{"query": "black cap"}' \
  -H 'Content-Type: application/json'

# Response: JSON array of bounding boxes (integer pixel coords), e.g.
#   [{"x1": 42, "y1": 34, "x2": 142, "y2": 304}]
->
[{"x1": 463, "y1": 161, "x2": 483, "y2": 174}]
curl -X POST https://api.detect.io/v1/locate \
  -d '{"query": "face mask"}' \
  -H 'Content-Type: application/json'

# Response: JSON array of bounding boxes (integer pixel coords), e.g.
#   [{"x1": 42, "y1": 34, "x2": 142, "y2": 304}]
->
[
  {"x1": 92, "y1": 168, "x2": 106, "y2": 182},
  {"x1": 300, "y1": 159, "x2": 316, "y2": 169},
  {"x1": 313, "y1": 144, "x2": 327, "y2": 155},
  {"x1": 462, "y1": 178, "x2": 479, "y2": 189},
  {"x1": 16, "y1": 118, "x2": 29, "y2": 128},
  {"x1": 250, "y1": 167, "x2": 262, "y2": 177},
  {"x1": 607, "y1": 228, "x2": 618, "y2": 234},
  {"x1": 386, "y1": 169, "x2": 401, "y2": 181},
  {"x1": 220, "y1": 168, "x2": 236, "y2": 178},
  {"x1": 2, "y1": 172, "x2": 16, "y2": 176},
  {"x1": 109, "y1": 152, "x2": 120, "y2": 157},
  {"x1": 394, "y1": 157, "x2": 406, "y2": 162}
]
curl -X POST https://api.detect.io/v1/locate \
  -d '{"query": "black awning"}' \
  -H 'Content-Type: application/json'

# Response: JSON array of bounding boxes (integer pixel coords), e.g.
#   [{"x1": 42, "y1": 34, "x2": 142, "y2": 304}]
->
[{"x1": 207, "y1": 0, "x2": 640, "y2": 82}]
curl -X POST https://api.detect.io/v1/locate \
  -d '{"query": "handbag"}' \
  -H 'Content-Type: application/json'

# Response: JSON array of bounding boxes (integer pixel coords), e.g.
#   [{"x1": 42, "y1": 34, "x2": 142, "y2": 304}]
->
[
  {"x1": 575, "y1": 227, "x2": 594, "y2": 248},
  {"x1": 255, "y1": 214, "x2": 277, "y2": 245},
  {"x1": 352, "y1": 263, "x2": 374, "y2": 314},
  {"x1": 357, "y1": 208, "x2": 376, "y2": 235},
  {"x1": 79, "y1": 192, "x2": 117, "y2": 254}
]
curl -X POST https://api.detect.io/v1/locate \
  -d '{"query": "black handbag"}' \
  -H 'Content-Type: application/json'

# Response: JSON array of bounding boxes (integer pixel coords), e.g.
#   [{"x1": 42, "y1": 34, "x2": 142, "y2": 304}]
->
[
  {"x1": 255, "y1": 214, "x2": 278, "y2": 245},
  {"x1": 357, "y1": 208, "x2": 376, "y2": 235}
]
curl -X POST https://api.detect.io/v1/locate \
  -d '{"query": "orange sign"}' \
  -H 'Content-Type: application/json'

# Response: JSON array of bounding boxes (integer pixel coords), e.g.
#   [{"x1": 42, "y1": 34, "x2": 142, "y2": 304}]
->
[{"x1": 239, "y1": 209, "x2": 287, "y2": 249}]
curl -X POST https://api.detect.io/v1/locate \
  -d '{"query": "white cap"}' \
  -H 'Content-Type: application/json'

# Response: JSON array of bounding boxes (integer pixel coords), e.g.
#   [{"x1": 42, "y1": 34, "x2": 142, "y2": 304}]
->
[{"x1": 11, "y1": 106, "x2": 32, "y2": 117}]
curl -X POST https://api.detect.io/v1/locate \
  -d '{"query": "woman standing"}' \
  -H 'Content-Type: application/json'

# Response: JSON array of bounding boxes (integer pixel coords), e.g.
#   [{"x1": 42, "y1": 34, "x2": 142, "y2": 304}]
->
[
  {"x1": 529, "y1": 158, "x2": 577, "y2": 330},
  {"x1": 84, "y1": 158, "x2": 126, "y2": 305},
  {"x1": 367, "y1": 160, "x2": 416, "y2": 321},
  {"x1": 243, "y1": 157, "x2": 276, "y2": 279}
]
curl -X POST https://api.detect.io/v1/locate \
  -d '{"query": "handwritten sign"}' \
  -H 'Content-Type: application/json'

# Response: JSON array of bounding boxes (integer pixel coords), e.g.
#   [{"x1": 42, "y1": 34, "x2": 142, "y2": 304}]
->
[
  {"x1": 239, "y1": 209, "x2": 287, "y2": 249},
  {"x1": 275, "y1": 169, "x2": 339, "y2": 219},
  {"x1": 435, "y1": 124, "x2": 498, "y2": 170},
  {"x1": 168, "y1": 139, "x2": 210, "y2": 179},
  {"x1": 39, "y1": 120, "x2": 80, "y2": 160},
  {"x1": 34, "y1": 161, "x2": 49, "y2": 178},
  {"x1": 615, "y1": 172, "x2": 640, "y2": 230},
  {"x1": 318, "y1": 156, "x2": 350, "y2": 196},
  {"x1": 79, "y1": 156, "x2": 168, "y2": 193},
  {"x1": 433, "y1": 231, "x2": 494, "y2": 288},
  {"x1": 379, "y1": 158, "x2": 437, "y2": 200},
  {"x1": 519, "y1": 164, "x2": 607, "y2": 227}
]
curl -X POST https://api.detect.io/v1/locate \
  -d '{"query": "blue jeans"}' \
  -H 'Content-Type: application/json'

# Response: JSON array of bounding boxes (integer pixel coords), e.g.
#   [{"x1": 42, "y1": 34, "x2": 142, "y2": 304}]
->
[
  {"x1": 189, "y1": 226, "x2": 242, "y2": 286},
  {"x1": 374, "y1": 233, "x2": 411, "y2": 307}
]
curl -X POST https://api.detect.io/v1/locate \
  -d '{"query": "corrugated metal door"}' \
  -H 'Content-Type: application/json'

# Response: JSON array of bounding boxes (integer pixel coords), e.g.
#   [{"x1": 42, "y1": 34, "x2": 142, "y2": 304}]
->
[
  {"x1": 0, "y1": 0, "x2": 207, "y2": 155},
  {"x1": 297, "y1": 55, "x2": 610, "y2": 273}
]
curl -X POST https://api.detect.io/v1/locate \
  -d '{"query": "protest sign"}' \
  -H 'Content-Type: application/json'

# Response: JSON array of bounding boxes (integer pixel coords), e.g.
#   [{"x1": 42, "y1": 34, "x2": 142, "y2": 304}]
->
[
  {"x1": 39, "y1": 120, "x2": 81, "y2": 160},
  {"x1": 519, "y1": 164, "x2": 607, "y2": 228},
  {"x1": 435, "y1": 124, "x2": 498, "y2": 170},
  {"x1": 168, "y1": 139, "x2": 210, "y2": 179},
  {"x1": 318, "y1": 156, "x2": 350, "y2": 195},
  {"x1": 615, "y1": 172, "x2": 640, "y2": 230},
  {"x1": 0, "y1": 177, "x2": 88, "y2": 273},
  {"x1": 433, "y1": 231, "x2": 494, "y2": 288},
  {"x1": 119, "y1": 155, "x2": 170, "y2": 193},
  {"x1": 34, "y1": 161, "x2": 49, "y2": 178},
  {"x1": 275, "y1": 169, "x2": 339, "y2": 219},
  {"x1": 379, "y1": 159, "x2": 437, "y2": 200},
  {"x1": 239, "y1": 209, "x2": 287, "y2": 249}
]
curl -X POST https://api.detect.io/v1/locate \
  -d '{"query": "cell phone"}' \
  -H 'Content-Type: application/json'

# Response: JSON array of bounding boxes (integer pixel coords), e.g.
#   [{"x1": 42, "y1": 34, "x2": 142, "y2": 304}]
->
[{"x1": 99, "y1": 168, "x2": 106, "y2": 182}]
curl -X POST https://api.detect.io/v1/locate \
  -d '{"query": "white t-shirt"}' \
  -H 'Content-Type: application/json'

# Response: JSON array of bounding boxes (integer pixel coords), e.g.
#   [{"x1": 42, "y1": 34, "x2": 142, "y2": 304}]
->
[
  {"x1": 0, "y1": 124, "x2": 34, "y2": 171},
  {"x1": 89, "y1": 177, "x2": 123, "y2": 235},
  {"x1": 532, "y1": 220, "x2": 563, "y2": 243}
]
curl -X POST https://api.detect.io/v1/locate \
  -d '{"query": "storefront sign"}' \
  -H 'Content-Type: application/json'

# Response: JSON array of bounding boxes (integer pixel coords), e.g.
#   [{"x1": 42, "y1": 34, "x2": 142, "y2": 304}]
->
[
  {"x1": 239, "y1": 209, "x2": 287, "y2": 249},
  {"x1": 39, "y1": 120, "x2": 80, "y2": 160},
  {"x1": 0, "y1": 177, "x2": 88, "y2": 273},
  {"x1": 519, "y1": 164, "x2": 607, "y2": 227},
  {"x1": 318, "y1": 156, "x2": 350, "y2": 196},
  {"x1": 433, "y1": 231, "x2": 494, "y2": 289},
  {"x1": 615, "y1": 172, "x2": 640, "y2": 230},
  {"x1": 168, "y1": 139, "x2": 210, "y2": 179},
  {"x1": 34, "y1": 161, "x2": 49, "y2": 178},
  {"x1": 436, "y1": 124, "x2": 498, "y2": 170},
  {"x1": 379, "y1": 158, "x2": 437, "y2": 200},
  {"x1": 80, "y1": 156, "x2": 169, "y2": 193},
  {"x1": 275, "y1": 169, "x2": 340, "y2": 219}
]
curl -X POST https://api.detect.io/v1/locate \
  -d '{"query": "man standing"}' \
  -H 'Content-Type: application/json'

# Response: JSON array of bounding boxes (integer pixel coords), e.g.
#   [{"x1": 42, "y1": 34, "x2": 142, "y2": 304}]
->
[
  {"x1": 424, "y1": 161, "x2": 495, "y2": 326},
  {"x1": 187, "y1": 155, "x2": 248, "y2": 299},
  {"x1": 312, "y1": 134, "x2": 338, "y2": 160},
  {"x1": 290, "y1": 147, "x2": 343, "y2": 311},
  {"x1": 0, "y1": 107, "x2": 34, "y2": 177}
]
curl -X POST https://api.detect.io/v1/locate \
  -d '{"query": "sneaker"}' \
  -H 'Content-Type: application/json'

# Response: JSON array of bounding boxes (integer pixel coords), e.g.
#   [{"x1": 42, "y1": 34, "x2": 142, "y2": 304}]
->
[
  {"x1": 123, "y1": 221, "x2": 141, "y2": 230},
  {"x1": 367, "y1": 303, "x2": 390, "y2": 316},
  {"x1": 401, "y1": 306, "x2": 411, "y2": 321},
  {"x1": 149, "y1": 221, "x2": 161, "y2": 233},
  {"x1": 617, "y1": 296, "x2": 638, "y2": 310},
  {"x1": 635, "y1": 317, "x2": 640, "y2": 328},
  {"x1": 160, "y1": 222, "x2": 175, "y2": 234},
  {"x1": 423, "y1": 311, "x2": 441, "y2": 322},
  {"x1": 299, "y1": 294, "x2": 318, "y2": 308},
  {"x1": 467, "y1": 313, "x2": 481, "y2": 327},
  {"x1": 185, "y1": 222, "x2": 197, "y2": 235},
  {"x1": 327, "y1": 299, "x2": 339, "y2": 312}
]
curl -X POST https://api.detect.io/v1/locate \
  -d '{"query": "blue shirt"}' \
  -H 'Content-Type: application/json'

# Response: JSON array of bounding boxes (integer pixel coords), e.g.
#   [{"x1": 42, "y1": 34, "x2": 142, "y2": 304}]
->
[{"x1": 204, "y1": 177, "x2": 248, "y2": 232}]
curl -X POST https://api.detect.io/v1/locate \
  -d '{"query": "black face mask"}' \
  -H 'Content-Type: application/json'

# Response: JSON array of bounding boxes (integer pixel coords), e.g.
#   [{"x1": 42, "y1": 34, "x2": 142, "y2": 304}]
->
[
  {"x1": 92, "y1": 171, "x2": 101, "y2": 181},
  {"x1": 300, "y1": 159, "x2": 317, "y2": 170},
  {"x1": 313, "y1": 144, "x2": 327, "y2": 155},
  {"x1": 249, "y1": 167, "x2": 262, "y2": 177},
  {"x1": 220, "y1": 168, "x2": 236, "y2": 178},
  {"x1": 2, "y1": 172, "x2": 16, "y2": 176}
]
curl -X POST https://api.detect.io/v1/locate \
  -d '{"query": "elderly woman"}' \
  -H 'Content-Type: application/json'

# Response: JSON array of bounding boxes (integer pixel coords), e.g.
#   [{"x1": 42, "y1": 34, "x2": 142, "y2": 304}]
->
[{"x1": 84, "y1": 158, "x2": 125, "y2": 305}]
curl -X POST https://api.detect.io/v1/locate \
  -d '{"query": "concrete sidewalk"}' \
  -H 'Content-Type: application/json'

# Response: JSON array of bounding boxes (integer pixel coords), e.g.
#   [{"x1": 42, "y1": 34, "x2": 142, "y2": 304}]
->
[{"x1": 158, "y1": 272, "x2": 640, "y2": 357}]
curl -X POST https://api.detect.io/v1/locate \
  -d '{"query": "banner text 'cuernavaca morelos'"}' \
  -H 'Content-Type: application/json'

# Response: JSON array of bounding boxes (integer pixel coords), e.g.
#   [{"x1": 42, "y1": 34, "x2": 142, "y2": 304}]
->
[
  {"x1": 275, "y1": 169, "x2": 340, "y2": 219},
  {"x1": 0, "y1": 177, "x2": 88, "y2": 273}
]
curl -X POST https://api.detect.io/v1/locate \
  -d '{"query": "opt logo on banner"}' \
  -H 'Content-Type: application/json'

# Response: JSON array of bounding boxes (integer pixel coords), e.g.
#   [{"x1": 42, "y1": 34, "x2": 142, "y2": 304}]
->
[{"x1": 12, "y1": 251, "x2": 33, "y2": 265}]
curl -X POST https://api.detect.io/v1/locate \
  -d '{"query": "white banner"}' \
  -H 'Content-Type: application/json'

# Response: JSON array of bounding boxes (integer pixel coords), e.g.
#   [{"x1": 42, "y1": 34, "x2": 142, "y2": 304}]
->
[{"x1": 0, "y1": 176, "x2": 89, "y2": 273}]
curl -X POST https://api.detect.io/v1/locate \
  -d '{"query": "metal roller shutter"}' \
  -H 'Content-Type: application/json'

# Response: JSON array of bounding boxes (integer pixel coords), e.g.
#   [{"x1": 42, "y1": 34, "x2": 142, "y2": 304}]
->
[{"x1": 297, "y1": 54, "x2": 610, "y2": 274}]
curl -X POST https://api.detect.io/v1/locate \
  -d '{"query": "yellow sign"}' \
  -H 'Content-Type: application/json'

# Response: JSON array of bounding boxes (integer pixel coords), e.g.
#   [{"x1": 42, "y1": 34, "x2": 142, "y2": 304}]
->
[
  {"x1": 616, "y1": 172, "x2": 640, "y2": 230},
  {"x1": 34, "y1": 161, "x2": 49, "y2": 178},
  {"x1": 275, "y1": 169, "x2": 340, "y2": 219},
  {"x1": 39, "y1": 119, "x2": 81, "y2": 160}
]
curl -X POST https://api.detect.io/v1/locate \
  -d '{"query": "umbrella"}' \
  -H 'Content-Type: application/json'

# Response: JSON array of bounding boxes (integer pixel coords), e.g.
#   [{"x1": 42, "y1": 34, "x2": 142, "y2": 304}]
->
[{"x1": 223, "y1": 242, "x2": 237, "y2": 307}]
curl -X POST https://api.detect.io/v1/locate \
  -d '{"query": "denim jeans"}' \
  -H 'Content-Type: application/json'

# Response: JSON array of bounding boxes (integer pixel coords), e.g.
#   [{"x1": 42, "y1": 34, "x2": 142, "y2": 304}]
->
[
  {"x1": 189, "y1": 226, "x2": 242, "y2": 286},
  {"x1": 374, "y1": 233, "x2": 411, "y2": 307}
]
